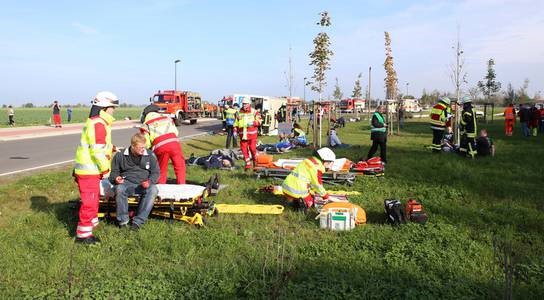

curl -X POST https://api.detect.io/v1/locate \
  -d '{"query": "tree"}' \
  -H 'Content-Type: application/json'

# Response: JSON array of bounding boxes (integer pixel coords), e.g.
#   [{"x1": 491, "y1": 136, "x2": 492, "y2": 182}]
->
[
  {"x1": 383, "y1": 32, "x2": 398, "y2": 100},
  {"x1": 352, "y1": 73, "x2": 362, "y2": 99},
  {"x1": 503, "y1": 83, "x2": 517, "y2": 106},
  {"x1": 468, "y1": 86, "x2": 481, "y2": 103},
  {"x1": 517, "y1": 78, "x2": 531, "y2": 103},
  {"x1": 308, "y1": 11, "x2": 333, "y2": 147},
  {"x1": 22, "y1": 102, "x2": 34, "y2": 108},
  {"x1": 333, "y1": 77, "x2": 343, "y2": 100},
  {"x1": 477, "y1": 58, "x2": 501, "y2": 102}
]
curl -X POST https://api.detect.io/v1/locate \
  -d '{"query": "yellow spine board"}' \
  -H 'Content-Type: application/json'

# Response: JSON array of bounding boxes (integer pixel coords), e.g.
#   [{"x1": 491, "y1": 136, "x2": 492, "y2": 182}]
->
[{"x1": 215, "y1": 204, "x2": 284, "y2": 214}]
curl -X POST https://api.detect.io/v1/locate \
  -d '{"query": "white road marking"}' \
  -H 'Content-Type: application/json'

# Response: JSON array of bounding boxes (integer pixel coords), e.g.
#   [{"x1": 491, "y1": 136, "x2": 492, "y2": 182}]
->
[{"x1": 0, "y1": 159, "x2": 74, "y2": 177}]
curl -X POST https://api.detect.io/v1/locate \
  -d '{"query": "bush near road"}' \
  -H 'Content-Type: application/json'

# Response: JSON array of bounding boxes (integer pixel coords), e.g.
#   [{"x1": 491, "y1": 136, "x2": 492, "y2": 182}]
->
[
  {"x1": 0, "y1": 118, "x2": 542, "y2": 299},
  {"x1": 0, "y1": 107, "x2": 143, "y2": 127}
]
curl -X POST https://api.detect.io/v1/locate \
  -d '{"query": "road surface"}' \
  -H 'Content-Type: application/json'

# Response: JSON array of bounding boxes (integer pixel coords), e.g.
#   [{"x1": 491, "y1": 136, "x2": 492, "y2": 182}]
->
[{"x1": 0, "y1": 121, "x2": 221, "y2": 177}]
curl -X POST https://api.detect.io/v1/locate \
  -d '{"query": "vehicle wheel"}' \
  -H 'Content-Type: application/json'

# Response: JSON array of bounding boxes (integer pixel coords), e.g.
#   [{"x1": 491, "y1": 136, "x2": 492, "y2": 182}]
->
[
  {"x1": 174, "y1": 113, "x2": 183, "y2": 126},
  {"x1": 190, "y1": 119, "x2": 197, "y2": 125}
]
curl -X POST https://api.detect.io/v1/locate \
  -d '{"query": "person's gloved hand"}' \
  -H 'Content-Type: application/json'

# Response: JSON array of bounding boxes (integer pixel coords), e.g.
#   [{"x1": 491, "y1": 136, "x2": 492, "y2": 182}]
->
[
  {"x1": 115, "y1": 176, "x2": 125, "y2": 184},
  {"x1": 233, "y1": 129, "x2": 238, "y2": 137},
  {"x1": 141, "y1": 179, "x2": 150, "y2": 189}
]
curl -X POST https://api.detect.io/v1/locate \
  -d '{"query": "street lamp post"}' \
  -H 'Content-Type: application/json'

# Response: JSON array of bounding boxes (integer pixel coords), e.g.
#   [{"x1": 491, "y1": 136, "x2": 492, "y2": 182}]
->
[
  {"x1": 303, "y1": 77, "x2": 307, "y2": 102},
  {"x1": 174, "y1": 59, "x2": 181, "y2": 91},
  {"x1": 406, "y1": 82, "x2": 409, "y2": 96}
]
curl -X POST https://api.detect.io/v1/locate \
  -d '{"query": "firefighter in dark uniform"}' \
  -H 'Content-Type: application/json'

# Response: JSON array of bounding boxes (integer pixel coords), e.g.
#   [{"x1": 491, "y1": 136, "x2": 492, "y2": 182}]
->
[
  {"x1": 261, "y1": 109, "x2": 272, "y2": 135},
  {"x1": 459, "y1": 96, "x2": 477, "y2": 158}
]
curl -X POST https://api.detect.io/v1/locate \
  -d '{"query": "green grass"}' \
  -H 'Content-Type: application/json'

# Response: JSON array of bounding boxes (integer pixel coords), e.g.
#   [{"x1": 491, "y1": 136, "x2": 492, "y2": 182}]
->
[
  {"x1": 0, "y1": 107, "x2": 143, "y2": 127},
  {"x1": 0, "y1": 118, "x2": 543, "y2": 299}
]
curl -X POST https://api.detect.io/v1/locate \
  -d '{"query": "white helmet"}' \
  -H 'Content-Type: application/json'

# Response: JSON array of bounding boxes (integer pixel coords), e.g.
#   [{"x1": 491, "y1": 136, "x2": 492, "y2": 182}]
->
[
  {"x1": 224, "y1": 104, "x2": 230, "y2": 109},
  {"x1": 439, "y1": 97, "x2": 451, "y2": 105},
  {"x1": 242, "y1": 97, "x2": 251, "y2": 105},
  {"x1": 460, "y1": 96, "x2": 472, "y2": 104},
  {"x1": 93, "y1": 91, "x2": 119, "y2": 107},
  {"x1": 316, "y1": 147, "x2": 336, "y2": 162}
]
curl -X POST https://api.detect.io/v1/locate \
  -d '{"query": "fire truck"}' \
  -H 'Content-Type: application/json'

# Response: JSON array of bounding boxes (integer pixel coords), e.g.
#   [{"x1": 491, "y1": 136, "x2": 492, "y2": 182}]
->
[
  {"x1": 339, "y1": 99, "x2": 365, "y2": 113},
  {"x1": 148, "y1": 90, "x2": 203, "y2": 125}
]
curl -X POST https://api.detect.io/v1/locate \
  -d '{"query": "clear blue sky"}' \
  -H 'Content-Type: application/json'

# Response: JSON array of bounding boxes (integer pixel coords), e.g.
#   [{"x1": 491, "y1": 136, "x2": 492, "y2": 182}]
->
[{"x1": 1, "y1": 0, "x2": 542, "y2": 106}]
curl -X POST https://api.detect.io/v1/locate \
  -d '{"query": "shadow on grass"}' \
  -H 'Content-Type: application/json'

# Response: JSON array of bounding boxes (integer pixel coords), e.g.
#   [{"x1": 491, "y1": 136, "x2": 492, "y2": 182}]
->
[{"x1": 30, "y1": 195, "x2": 78, "y2": 237}]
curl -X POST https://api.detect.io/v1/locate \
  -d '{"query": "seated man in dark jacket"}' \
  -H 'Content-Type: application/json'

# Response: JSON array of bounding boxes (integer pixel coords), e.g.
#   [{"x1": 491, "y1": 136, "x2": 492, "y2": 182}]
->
[
  {"x1": 110, "y1": 133, "x2": 160, "y2": 230},
  {"x1": 476, "y1": 129, "x2": 495, "y2": 157},
  {"x1": 186, "y1": 154, "x2": 235, "y2": 169}
]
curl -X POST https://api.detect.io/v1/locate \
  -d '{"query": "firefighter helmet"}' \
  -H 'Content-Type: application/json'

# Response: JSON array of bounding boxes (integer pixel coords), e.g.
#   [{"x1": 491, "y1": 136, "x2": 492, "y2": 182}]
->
[
  {"x1": 142, "y1": 104, "x2": 160, "y2": 119},
  {"x1": 460, "y1": 96, "x2": 472, "y2": 104},
  {"x1": 93, "y1": 91, "x2": 119, "y2": 107},
  {"x1": 439, "y1": 97, "x2": 451, "y2": 105}
]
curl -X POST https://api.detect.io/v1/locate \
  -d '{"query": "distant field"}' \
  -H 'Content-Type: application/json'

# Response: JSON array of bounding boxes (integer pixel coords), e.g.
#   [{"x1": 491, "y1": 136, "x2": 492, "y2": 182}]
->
[{"x1": 0, "y1": 107, "x2": 144, "y2": 127}]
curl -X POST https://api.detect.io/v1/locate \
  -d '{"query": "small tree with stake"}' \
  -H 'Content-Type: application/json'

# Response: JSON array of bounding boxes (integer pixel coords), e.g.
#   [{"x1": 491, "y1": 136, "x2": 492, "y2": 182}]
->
[
  {"x1": 352, "y1": 73, "x2": 363, "y2": 117},
  {"x1": 308, "y1": 11, "x2": 333, "y2": 148},
  {"x1": 477, "y1": 58, "x2": 501, "y2": 103}
]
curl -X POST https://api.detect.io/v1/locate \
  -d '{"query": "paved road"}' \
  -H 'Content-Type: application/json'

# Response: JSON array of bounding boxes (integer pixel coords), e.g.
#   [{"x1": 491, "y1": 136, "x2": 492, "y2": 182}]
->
[{"x1": 0, "y1": 121, "x2": 221, "y2": 177}]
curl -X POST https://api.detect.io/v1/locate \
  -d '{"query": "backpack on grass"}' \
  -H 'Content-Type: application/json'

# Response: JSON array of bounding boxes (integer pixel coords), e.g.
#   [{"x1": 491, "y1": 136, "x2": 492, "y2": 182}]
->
[
  {"x1": 384, "y1": 199, "x2": 406, "y2": 225},
  {"x1": 405, "y1": 198, "x2": 428, "y2": 224}
]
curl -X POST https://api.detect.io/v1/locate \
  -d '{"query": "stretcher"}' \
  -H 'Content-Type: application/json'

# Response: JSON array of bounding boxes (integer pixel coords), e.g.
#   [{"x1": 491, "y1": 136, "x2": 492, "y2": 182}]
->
[
  {"x1": 253, "y1": 157, "x2": 357, "y2": 185},
  {"x1": 350, "y1": 157, "x2": 385, "y2": 176},
  {"x1": 99, "y1": 181, "x2": 216, "y2": 227}
]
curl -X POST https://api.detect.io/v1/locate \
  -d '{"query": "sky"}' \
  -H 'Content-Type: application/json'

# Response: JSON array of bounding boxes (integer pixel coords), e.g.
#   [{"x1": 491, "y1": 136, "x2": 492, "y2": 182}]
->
[{"x1": 1, "y1": 0, "x2": 543, "y2": 106}]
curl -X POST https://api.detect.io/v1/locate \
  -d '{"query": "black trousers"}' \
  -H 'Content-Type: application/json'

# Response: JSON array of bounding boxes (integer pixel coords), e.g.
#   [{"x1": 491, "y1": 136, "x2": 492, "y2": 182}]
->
[
  {"x1": 225, "y1": 126, "x2": 237, "y2": 148},
  {"x1": 431, "y1": 129, "x2": 444, "y2": 151},
  {"x1": 367, "y1": 138, "x2": 387, "y2": 163}
]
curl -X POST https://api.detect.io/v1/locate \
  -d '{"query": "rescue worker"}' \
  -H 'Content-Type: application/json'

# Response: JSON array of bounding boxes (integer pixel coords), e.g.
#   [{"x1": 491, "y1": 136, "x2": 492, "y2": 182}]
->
[
  {"x1": 281, "y1": 147, "x2": 335, "y2": 209},
  {"x1": 140, "y1": 104, "x2": 186, "y2": 184},
  {"x1": 261, "y1": 109, "x2": 272, "y2": 135},
  {"x1": 429, "y1": 97, "x2": 452, "y2": 152},
  {"x1": 224, "y1": 104, "x2": 238, "y2": 148},
  {"x1": 73, "y1": 91, "x2": 119, "y2": 244},
  {"x1": 221, "y1": 104, "x2": 227, "y2": 130},
  {"x1": 277, "y1": 103, "x2": 287, "y2": 123},
  {"x1": 291, "y1": 122, "x2": 307, "y2": 146},
  {"x1": 366, "y1": 105, "x2": 388, "y2": 163},
  {"x1": 234, "y1": 97, "x2": 261, "y2": 169},
  {"x1": 459, "y1": 96, "x2": 477, "y2": 158},
  {"x1": 503, "y1": 103, "x2": 515, "y2": 136}
]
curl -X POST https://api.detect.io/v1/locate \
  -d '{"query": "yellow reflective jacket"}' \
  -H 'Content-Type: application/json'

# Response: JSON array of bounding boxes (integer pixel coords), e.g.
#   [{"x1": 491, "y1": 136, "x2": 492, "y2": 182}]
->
[
  {"x1": 281, "y1": 157, "x2": 327, "y2": 198},
  {"x1": 234, "y1": 108, "x2": 261, "y2": 139},
  {"x1": 140, "y1": 111, "x2": 179, "y2": 150},
  {"x1": 429, "y1": 102, "x2": 451, "y2": 129},
  {"x1": 74, "y1": 110, "x2": 115, "y2": 176}
]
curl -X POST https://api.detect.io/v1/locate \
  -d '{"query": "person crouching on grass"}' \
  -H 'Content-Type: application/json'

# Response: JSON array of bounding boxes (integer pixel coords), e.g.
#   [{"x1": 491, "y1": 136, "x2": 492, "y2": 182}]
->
[
  {"x1": 281, "y1": 147, "x2": 336, "y2": 210},
  {"x1": 110, "y1": 133, "x2": 160, "y2": 231}
]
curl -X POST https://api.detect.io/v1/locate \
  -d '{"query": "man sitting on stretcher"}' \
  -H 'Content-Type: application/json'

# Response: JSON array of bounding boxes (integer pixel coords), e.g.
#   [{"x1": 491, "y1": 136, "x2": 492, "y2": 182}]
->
[{"x1": 281, "y1": 147, "x2": 335, "y2": 209}]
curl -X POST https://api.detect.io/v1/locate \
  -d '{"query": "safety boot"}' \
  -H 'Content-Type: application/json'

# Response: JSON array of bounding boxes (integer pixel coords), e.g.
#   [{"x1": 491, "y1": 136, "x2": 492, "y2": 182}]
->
[{"x1": 75, "y1": 235, "x2": 101, "y2": 245}]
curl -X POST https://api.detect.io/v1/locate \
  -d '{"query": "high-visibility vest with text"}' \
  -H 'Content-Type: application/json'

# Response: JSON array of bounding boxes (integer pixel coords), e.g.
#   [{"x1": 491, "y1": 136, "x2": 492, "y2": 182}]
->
[{"x1": 281, "y1": 157, "x2": 327, "y2": 199}]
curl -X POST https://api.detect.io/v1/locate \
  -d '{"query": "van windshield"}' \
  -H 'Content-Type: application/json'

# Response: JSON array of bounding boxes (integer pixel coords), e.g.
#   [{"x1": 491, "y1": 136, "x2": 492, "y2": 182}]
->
[{"x1": 154, "y1": 95, "x2": 175, "y2": 103}]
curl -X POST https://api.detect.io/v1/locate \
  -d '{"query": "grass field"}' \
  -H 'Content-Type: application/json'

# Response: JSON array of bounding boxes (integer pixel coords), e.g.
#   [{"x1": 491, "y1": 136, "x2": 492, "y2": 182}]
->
[
  {"x1": 0, "y1": 117, "x2": 542, "y2": 299},
  {"x1": 0, "y1": 107, "x2": 144, "y2": 127}
]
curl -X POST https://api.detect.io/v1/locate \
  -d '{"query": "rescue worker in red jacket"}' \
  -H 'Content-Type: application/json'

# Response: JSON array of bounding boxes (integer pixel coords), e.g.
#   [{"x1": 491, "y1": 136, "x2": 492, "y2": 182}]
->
[
  {"x1": 140, "y1": 104, "x2": 186, "y2": 184},
  {"x1": 429, "y1": 97, "x2": 452, "y2": 152},
  {"x1": 503, "y1": 103, "x2": 515, "y2": 136},
  {"x1": 281, "y1": 147, "x2": 335, "y2": 209},
  {"x1": 234, "y1": 97, "x2": 261, "y2": 169},
  {"x1": 73, "y1": 91, "x2": 119, "y2": 244}
]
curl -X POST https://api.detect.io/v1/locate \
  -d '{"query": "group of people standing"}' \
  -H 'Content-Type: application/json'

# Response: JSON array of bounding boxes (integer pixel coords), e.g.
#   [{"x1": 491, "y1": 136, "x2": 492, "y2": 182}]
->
[
  {"x1": 73, "y1": 92, "x2": 188, "y2": 244},
  {"x1": 512, "y1": 103, "x2": 544, "y2": 137}
]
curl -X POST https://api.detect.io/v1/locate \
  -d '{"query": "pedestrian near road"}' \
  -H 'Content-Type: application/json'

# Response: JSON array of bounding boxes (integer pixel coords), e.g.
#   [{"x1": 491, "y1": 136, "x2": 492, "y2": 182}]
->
[
  {"x1": 7, "y1": 105, "x2": 14, "y2": 126},
  {"x1": 110, "y1": 133, "x2": 160, "y2": 230},
  {"x1": 366, "y1": 105, "x2": 388, "y2": 164},
  {"x1": 52, "y1": 100, "x2": 62, "y2": 128},
  {"x1": 73, "y1": 91, "x2": 119, "y2": 244},
  {"x1": 140, "y1": 104, "x2": 186, "y2": 184},
  {"x1": 67, "y1": 107, "x2": 73, "y2": 122}
]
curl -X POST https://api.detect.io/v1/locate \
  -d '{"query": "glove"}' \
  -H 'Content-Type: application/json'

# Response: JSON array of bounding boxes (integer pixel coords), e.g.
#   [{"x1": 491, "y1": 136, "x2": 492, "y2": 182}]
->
[
  {"x1": 321, "y1": 193, "x2": 330, "y2": 200},
  {"x1": 115, "y1": 176, "x2": 125, "y2": 184},
  {"x1": 141, "y1": 180, "x2": 150, "y2": 189}
]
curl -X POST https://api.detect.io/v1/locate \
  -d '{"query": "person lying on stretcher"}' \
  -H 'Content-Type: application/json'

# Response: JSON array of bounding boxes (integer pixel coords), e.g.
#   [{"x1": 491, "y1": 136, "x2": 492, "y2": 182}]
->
[{"x1": 281, "y1": 147, "x2": 336, "y2": 209}]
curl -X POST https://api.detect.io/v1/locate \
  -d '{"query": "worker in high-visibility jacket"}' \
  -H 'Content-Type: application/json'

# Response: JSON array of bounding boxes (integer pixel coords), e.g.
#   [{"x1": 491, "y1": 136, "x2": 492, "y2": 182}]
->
[
  {"x1": 140, "y1": 104, "x2": 185, "y2": 184},
  {"x1": 261, "y1": 109, "x2": 272, "y2": 135},
  {"x1": 291, "y1": 122, "x2": 307, "y2": 146},
  {"x1": 234, "y1": 97, "x2": 261, "y2": 169},
  {"x1": 224, "y1": 104, "x2": 238, "y2": 149},
  {"x1": 281, "y1": 147, "x2": 335, "y2": 209},
  {"x1": 459, "y1": 96, "x2": 477, "y2": 158},
  {"x1": 73, "y1": 91, "x2": 119, "y2": 245},
  {"x1": 503, "y1": 103, "x2": 515, "y2": 136},
  {"x1": 429, "y1": 97, "x2": 452, "y2": 152}
]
